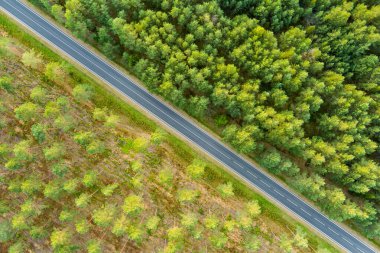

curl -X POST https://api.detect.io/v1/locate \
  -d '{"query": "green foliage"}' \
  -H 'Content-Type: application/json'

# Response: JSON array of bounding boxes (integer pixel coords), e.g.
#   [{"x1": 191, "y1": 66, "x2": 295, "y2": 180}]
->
[
  {"x1": 44, "y1": 143, "x2": 65, "y2": 161},
  {"x1": 204, "y1": 214, "x2": 219, "y2": 230},
  {"x1": 92, "y1": 107, "x2": 108, "y2": 121},
  {"x1": 11, "y1": 214, "x2": 29, "y2": 231},
  {"x1": 51, "y1": 162, "x2": 69, "y2": 177},
  {"x1": 177, "y1": 188, "x2": 200, "y2": 204},
  {"x1": 101, "y1": 183, "x2": 118, "y2": 196},
  {"x1": 86, "y1": 140, "x2": 105, "y2": 155},
  {"x1": 294, "y1": 226, "x2": 309, "y2": 249},
  {"x1": 45, "y1": 62, "x2": 66, "y2": 83},
  {"x1": 210, "y1": 232, "x2": 228, "y2": 249},
  {"x1": 217, "y1": 182, "x2": 235, "y2": 198},
  {"x1": 244, "y1": 235, "x2": 261, "y2": 251},
  {"x1": 280, "y1": 235, "x2": 294, "y2": 253},
  {"x1": 50, "y1": 229, "x2": 72, "y2": 249},
  {"x1": 59, "y1": 209, "x2": 76, "y2": 222},
  {"x1": 14, "y1": 102, "x2": 38, "y2": 122},
  {"x1": 186, "y1": 159, "x2": 205, "y2": 180},
  {"x1": 158, "y1": 168, "x2": 174, "y2": 187},
  {"x1": 54, "y1": 114, "x2": 75, "y2": 132},
  {"x1": 0, "y1": 221, "x2": 13, "y2": 243},
  {"x1": 8, "y1": 241, "x2": 25, "y2": 253},
  {"x1": 31, "y1": 123, "x2": 46, "y2": 143},
  {"x1": 21, "y1": 175, "x2": 42, "y2": 195},
  {"x1": 72, "y1": 84, "x2": 92, "y2": 102},
  {"x1": 0, "y1": 76, "x2": 13, "y2": 92},
  {"x1": 122, "y1": 194, "x2": 144, "y2": 216},
  {"x1": 112, "y1": 215, "x2": 129, "y2": 237},
  {"x1": 63, "y1": 178, "x2": 80, "y2": 194},
  {"x1": 82, "y1": 170, "x2": 98, "y2": 187},
  {"x1": 43, "y1": 180, "x2": 63, "y2": 200},
  {"x1": 245, "y1": 200, "x2": 261, "y2": 218},
  {"x1": 146, "y1": 216, "x2": 160, "y2": 233},
  {"x1": 93, "y1": 204, "x2": 116, "y2": 227},
  {"x1": 75, "y1": 219, "x2": 90, "y2": 235},
  {"x1": 29, "y1": 226, "x2": 48, "y2": 239},
  {"x1": 21, "y1": 49, "x2": 43, "y2": 69},
  {"x1": 104, "y1": 114, "x2": 120, "y2": 128},
  {"x1": 12, "y1": 140, "x2": 33, "y2": 164},
  {"x1": 180, "y1": 212, "x2": 198, "y2": 230},
  {"x1": 75, "y1": 193, "x2": 91, "y2": 208},
  {"x1": 74, "y1": 131, "x2": 95, "y2": 146},
  {"x1": 30, "y1": 86, "x2": 47, "y2": 104},
  {"x1": 87, "y1": 239, "x2": 102, "y2": 253}
]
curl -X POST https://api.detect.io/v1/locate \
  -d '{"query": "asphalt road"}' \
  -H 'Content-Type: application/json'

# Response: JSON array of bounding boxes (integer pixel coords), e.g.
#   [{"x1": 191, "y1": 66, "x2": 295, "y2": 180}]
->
[{"x1": 1, "y1": 1, "x2": 378, "y2": 252}]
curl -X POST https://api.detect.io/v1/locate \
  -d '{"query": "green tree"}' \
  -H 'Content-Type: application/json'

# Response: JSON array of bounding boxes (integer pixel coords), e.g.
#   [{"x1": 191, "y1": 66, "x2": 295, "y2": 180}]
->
[
  {"x1": 210, "y1": 232, "x2": 228, "y2": 249},
  {"x1": 244, "y1": 235, "x2": 261, "y2": 252},
  {"x1": 82, "y1": 170, "x2": 98, "y2": 187},
  {"x1": 21, "y1": 176, "x2": 42, "y2": 195},
  {"x1": 30, "y1": 226, "x2": 48, "y2": 239},
  {"x1": 13, "y1": 140, "x2": 33, "y2": 163},
  {"x1": 87, "y1": 239, "x2": 102, "y2": 253},
  {"x1": 101, "y1": 183, "x2": 118, "y2": 197},
  {"x1": 104, "y1": 114, "x2": 120, "y2": 128},
  {"x1": 74, "y1": 131, "x2": 95, "y2": 146},
  {"x1": 146, "y1": 216, "x2": 160, "y2": 234},
  {"x1": 204, "y1": 214, "x2": 219, "y2": 230},
  {"x1": 279, "y1": 235, "x2": 293, "y2": 253},
  {"x1": 180, "y1": 212, "x2": 198, "y2": 230},
  {"x1": 86, "y1": 140, "x2": 105, "y2": 155},
  {"x1": 112, "y1": 215, "x2": 129, "y2": 237},
  {"x1": 158, "y1": 168, "x2": 174, "y2": 187},
  {"x1": 51, "y1": 4, "x2": 65, "y2": 24},
  {"x1": 50, "y1": 229, "x2": 72, "y2": 250},
  {"x1": 44, "y1": 180, "x2": 63, "y2": 200},
  {"x1": 59, "y1": 209, "x2": 76, "y2": 222},
  {"x1": 22, "y1": 49, "x2": 43, "y2": 69},
  {"x1": 92, "y1": 204, "x2": 116, "y2": 228},
  {"x1": 294, "y1": 226, "x2": 308, "y2": 249},
  {"x1": 92, "y1": 107, "x2": 108, "y2": 121},
  {"x1": 245, "y1": 200, "x2": 261, "y2": 218},
  {"x1": 0, "y1": 76, "x2": 13, "y2": 92},
  {"x1": 51, "y1": 162, "x2": 69, "y2": 177},
  {"x1": 0, "y1": 221, "x2": 13, "y2": 243},
  {"x1": 8, "y1": 241, "x2": 25, "y2": 253},
  {"x1": 63, "y1": 178, "x2": 80, "y2": 194},
  {"x1": 44, "y1": 143, "x2": 65, "y2": 161},
  {"x1": 72, "y1": 84, "x2": 92, "y2": 102},
  {"x1": 177, "y1": 188, "x2": 199, "y2": 204},
  {"x1": 14, "y1": 102, "x2": 38, "y2": 122},
  {"x1": 31, "y1": 123, "x2": 46, "y2": 143},
  {"x1": 45, "y1": 62, "x2": 66, "y2": 83},
  {"x1": 75, "y1": 219, "x2": 90, "y2": 235},
  {"x1": 75, "y1": 193, "x2": 91, "y2": 208},
  {"x1": 12, "y1": 214, "x2": 29, "y2": 231},
  {"x1": 54, "y1": 114, "x2": 75, "y2": 132},
  {"x1": 217, "y1": 182, "x2": 234, "y2": 198},
  {"x1": 186, "y1": 159, "x2": 205, "y2": 180},
  {"x1": 30, "y1": 86, "x2": 47, "y2": 104},
  {"x1": 122, "y1": 194, "x2": 144, "y2": 216}
]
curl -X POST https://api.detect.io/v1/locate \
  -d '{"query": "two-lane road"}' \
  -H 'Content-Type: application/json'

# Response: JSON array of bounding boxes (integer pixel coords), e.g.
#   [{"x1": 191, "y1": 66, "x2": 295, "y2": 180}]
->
[{"x1": 1, "y1": 1, "x2": 378, "y2": 252}]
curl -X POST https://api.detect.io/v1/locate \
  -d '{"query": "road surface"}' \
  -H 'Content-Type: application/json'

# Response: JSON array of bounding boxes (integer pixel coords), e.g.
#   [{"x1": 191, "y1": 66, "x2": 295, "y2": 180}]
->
[{"x1": 1, "y1": 1, "x2": 378, "y2": 252}]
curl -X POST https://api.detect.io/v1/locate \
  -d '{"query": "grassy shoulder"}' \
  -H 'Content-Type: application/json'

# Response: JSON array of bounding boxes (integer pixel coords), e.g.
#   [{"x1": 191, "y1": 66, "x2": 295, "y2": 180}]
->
[{"x1": 0, "y1": 13, "x2": 338, "y2": 252}]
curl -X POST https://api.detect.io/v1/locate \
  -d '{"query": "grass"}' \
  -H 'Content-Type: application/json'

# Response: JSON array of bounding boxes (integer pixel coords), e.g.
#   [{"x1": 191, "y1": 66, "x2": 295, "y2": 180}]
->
[{"x1": 0, "y1": 13, "x2": 339, "y2": 252}]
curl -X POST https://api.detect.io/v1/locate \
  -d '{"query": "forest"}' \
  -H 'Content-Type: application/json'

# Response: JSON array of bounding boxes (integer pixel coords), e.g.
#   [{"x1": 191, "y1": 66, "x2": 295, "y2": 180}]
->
[
  {"x1": 0, "y1": 17, "x2": 340, "y2": 252},
  {"x1": 29, "y1": 0, "x2": 379, "y2": 241}
]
